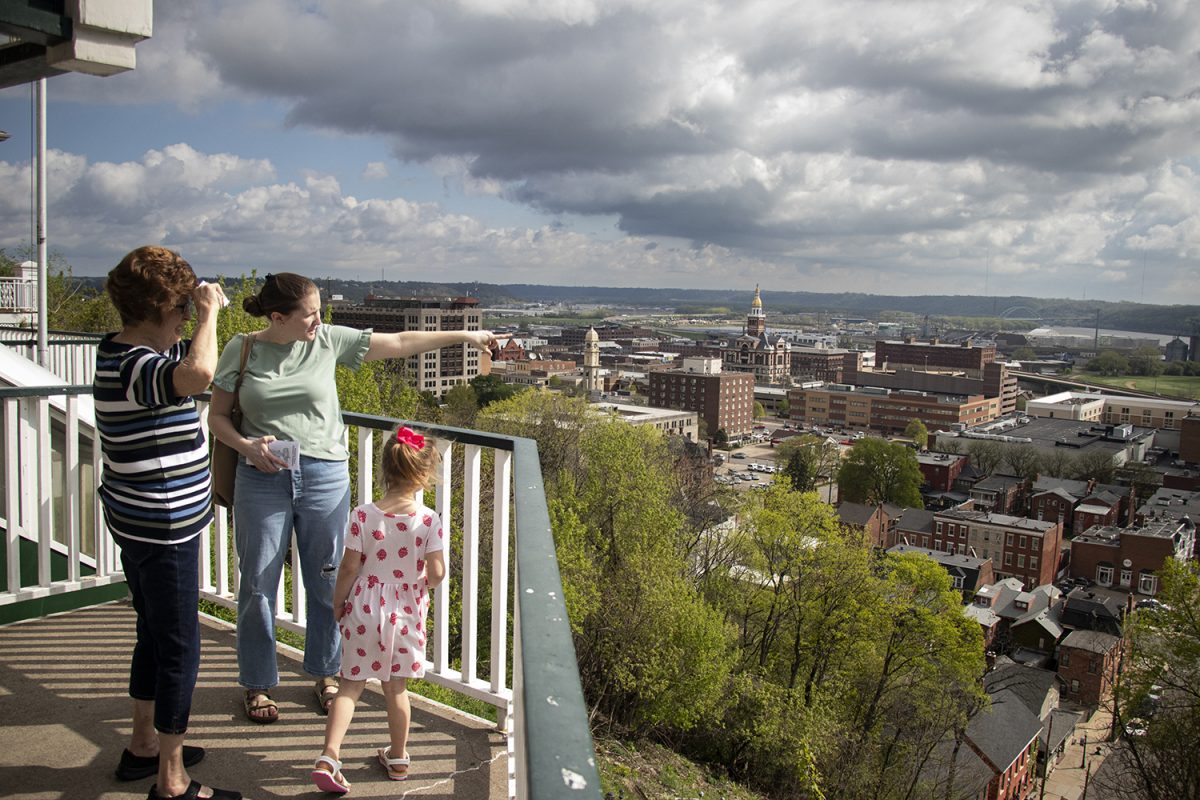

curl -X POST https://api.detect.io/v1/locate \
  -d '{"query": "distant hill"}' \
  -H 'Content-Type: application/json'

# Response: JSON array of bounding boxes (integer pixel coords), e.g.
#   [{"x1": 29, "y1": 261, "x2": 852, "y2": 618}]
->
[{"x1": 73, "y1": 275, "x2": 1199, "y2": 337}]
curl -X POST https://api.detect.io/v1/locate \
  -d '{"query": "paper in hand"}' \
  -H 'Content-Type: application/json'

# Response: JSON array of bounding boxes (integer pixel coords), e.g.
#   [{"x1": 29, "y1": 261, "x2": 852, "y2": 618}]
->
[{"x1": 267, "y1": 440, "x2": 301, "y2": 471}]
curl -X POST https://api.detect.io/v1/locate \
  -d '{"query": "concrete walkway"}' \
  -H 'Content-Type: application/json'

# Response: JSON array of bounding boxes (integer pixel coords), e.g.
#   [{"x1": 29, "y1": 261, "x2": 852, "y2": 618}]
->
[
  {"x1": 1040, "y1": 705, "x2": 1115, "y2": 800},
  {"x1": 0, "y1": 602, "x2": 508, "y2": 799}
]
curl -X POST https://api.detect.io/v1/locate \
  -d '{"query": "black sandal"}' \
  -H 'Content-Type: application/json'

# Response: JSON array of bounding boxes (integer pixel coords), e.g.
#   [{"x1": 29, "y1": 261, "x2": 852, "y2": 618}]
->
[{"x1": 148, "y1": 779, "x2": 242, "y2": 800}]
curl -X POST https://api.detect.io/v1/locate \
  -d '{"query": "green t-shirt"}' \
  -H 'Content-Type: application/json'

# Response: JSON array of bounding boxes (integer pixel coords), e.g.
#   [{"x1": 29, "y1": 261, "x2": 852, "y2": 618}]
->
[{"x1": 214, "y1": 325, "x2": 372, "y2": 461}]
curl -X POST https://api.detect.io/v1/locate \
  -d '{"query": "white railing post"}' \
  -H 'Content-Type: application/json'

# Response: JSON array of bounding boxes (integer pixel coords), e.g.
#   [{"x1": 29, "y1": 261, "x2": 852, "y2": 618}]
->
[
  {"x1": 291, "y1": 534, "x2": 305, "y2": 625},
  {"x1": 460, "y1": 444, "x2": 482, "y2": 687},
  {"x1": 357, "y1": 427, "x2": 374, "y2": 506},
  {"x1": 35, "y1": 396, "x2": 53, "y2": 587},
  {"x1": 64, "y1": 395, "x2": 81, "y2": 583},
  {"x1": 433, "y1": 438, "x2": 453, "y2": 674},
  {"x1": 4, "y1": 398, "x2": 21, "y2": 595},
  {"x1": 93, "y1": 422, "x2": 112, "y2": 577},
  {"x1": 491, "y1": 449, "x2": 512, "y2": 718}
]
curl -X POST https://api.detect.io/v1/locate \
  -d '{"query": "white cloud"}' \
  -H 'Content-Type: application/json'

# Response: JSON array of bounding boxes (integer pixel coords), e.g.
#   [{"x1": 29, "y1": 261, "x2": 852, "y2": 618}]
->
[
  {"x1": 2, "y1": 0, "x2": 1200, "y2": 304},
  {"x1": 362, "y1": 161, "x2": 389, "y2": 179}
]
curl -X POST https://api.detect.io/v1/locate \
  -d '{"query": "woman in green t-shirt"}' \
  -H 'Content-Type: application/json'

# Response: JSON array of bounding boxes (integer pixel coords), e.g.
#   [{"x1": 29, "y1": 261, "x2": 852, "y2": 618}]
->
[{"x1": 208, "y1": 273, "x2": 494, "y2": 723}]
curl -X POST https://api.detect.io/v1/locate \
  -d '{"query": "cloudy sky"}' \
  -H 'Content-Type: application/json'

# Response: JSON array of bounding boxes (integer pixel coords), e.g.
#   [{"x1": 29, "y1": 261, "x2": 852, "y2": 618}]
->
[{"x1": 1, "y1": 0, "x2": 1198, "y2": 304}]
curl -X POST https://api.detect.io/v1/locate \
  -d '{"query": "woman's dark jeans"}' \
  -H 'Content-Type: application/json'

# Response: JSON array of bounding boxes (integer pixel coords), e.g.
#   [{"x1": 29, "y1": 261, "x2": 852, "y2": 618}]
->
[{"x1": 118, "y1": 534, "x2": 201, "y2": 735}]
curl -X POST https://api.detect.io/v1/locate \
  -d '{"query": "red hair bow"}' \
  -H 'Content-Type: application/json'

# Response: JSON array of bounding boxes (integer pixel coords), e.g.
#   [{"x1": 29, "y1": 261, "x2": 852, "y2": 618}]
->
[{"x1": 396, "y1": 427, "x2": 425, "y2": 451}]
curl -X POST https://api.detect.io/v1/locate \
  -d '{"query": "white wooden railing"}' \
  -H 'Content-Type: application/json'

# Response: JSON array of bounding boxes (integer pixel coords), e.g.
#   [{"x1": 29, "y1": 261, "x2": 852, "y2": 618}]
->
[
  {"x1": 0, "y1": 328, "x2": 102, "y2": 386},
  {"x1": 0, "y1": 384, "x2": 601, "y2": 800},
  {"x1": 0, "y1": 278, "x2": 36, "y2": 313}
]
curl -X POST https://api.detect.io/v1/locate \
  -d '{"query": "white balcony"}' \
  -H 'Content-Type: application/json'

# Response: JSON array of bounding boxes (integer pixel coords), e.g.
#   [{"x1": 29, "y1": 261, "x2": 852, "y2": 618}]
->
[{"x1": 0, "y1": 340, "x2": 600, "y2": 799}]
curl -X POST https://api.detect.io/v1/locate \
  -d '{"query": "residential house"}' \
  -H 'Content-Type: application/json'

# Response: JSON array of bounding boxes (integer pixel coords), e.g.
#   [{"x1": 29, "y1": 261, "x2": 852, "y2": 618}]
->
[
  {"x1": 1028, "y1": 476, "x2": 1091, "y2": 535},
  {"x1": 963, "y1": 688, "x2": 1042, "y2": 800},
  {"x1": 1057, "y1": 630, "x2": 1122, "y2": 707},
  {"x1": 933, "y1": 509, "x2": 1063, "y2": 588},
  {"x1": 1058, "y1": 589, "x2": 1123, "y2": 637},
  {"x1": 965, "y1": 579, "x2": 1062, "y2": 656},
  {"x1": 970, "y1": 474, "x2": 1026, "y2": 515},
  {"x1": 1069, "y1": 517, "x2": 1196, "y2": 596},
  {"x1": 916, "y1": 451, "x2": 969, "y2": 493},
  {"x1": 836, "y1": 502, "x2": 890, "y2": 548},
  {"x1": 984, "y1": 659, "x2": 1082, "y2": 780},
  {"x1": 1072, "y1": 490, "x2": 1124, "y2": 536},
  {"x1": 892, "y1": 507, "x2": 935, "y2": 551}
]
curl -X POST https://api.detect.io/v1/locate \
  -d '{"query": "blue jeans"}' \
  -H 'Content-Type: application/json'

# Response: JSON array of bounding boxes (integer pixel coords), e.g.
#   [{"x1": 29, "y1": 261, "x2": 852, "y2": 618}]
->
[
  {"x1": 234, "y1": 456, "x2": 350, "y2": 689},
  {"x1": 118, "y1": 534, "x2": 201, "y2": 735}
]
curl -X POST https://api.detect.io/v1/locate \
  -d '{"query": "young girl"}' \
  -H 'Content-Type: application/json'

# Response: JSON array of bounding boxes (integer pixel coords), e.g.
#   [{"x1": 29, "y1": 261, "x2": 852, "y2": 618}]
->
[{"x1": 311, "y1": 426, "x2": 446, "y2": 793}]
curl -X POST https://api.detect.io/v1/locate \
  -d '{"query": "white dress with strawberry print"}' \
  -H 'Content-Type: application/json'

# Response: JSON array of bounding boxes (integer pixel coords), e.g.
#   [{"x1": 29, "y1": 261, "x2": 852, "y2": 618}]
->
[{"x1": 339, "y1": 502, "x2": 445, "y2": 681}]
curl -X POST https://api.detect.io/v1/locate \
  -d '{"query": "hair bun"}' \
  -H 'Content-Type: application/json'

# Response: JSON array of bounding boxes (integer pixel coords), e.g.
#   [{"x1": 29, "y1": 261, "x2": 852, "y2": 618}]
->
[{"x1": 242, "y1": 295, "x2": 264, "y2": 316}]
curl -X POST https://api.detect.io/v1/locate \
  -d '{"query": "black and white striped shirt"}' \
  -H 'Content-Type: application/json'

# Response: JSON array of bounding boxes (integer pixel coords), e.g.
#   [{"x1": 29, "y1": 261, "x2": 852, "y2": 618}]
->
[{"x1": 94, "y1": 334, "x2": 213, "y2": 545}]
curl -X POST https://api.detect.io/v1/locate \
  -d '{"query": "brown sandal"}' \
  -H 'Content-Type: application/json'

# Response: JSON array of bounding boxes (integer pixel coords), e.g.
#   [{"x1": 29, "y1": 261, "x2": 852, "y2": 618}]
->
[
  {"x1": 314, "y1": 677, "x2": 339, "y2": 714},
  {"x1": 244, "y1": 690, "x2": 279, "y2": 724}
]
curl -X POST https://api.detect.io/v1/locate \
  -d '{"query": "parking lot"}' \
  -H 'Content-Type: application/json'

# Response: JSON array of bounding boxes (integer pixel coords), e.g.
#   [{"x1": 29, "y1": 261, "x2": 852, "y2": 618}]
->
[{"x1": 714, "y1": 420, "x2": 840, "y2": 501}]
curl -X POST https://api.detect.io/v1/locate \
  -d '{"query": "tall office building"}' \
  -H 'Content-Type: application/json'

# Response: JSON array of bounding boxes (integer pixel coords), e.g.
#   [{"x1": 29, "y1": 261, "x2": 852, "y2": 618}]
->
[{"x1": 331, "y1": 295, "x2": 486, "y2": 398}]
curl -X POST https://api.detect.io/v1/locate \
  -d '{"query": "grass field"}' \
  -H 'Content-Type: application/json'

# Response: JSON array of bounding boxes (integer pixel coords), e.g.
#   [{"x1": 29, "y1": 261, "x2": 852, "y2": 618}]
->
[{"x1": 1069, "y1": 373, "x2": 1200, "y2": 400}]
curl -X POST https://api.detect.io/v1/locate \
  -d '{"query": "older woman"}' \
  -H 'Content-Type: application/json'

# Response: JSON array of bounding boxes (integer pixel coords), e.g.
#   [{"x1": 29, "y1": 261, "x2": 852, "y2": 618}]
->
[
  {"x1": 208, "y1": 273, "x2": 494, "y2": 723},
  {"x1": 95, "y1": 246, "x2": 240, "y2": 800}
]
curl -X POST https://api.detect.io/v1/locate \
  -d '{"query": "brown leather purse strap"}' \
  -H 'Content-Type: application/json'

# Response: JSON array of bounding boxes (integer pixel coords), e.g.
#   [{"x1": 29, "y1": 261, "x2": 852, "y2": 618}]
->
[{"x1": 230, "y1": 334, "x2": 255, "y2": 414}]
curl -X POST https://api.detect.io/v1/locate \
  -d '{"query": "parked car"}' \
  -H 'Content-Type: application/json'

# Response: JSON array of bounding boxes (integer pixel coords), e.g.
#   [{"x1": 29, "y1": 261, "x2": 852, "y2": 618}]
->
[{"x1": 1124, "y1": 718, "x2": 1149, "y2": 738}]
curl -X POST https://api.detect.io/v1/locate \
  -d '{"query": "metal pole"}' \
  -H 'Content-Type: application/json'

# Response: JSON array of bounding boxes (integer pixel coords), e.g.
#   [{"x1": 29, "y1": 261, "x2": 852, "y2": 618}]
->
[{"x1": 35, "y1": 78, "x2": 48, "y2": 367}]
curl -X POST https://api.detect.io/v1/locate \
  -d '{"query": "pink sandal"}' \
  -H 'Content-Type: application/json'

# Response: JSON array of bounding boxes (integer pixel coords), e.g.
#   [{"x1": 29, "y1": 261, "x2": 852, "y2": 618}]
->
[
  {"x1": 377, "y1": 746, "x2": 410, "y2": 781},
  {"x1": 311, "y1": 755, "x2": 351, "y2": 794}
]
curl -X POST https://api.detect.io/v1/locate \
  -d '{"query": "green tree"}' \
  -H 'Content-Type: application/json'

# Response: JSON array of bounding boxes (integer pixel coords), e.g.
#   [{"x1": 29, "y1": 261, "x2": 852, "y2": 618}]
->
[
  {"x1": 1072, "y1": 449, "x2": 1117, "y2": 484},
  {"x1": 469, "y1": 373, "x2": 525, "y2": 407},
  {"x1": 966, "y1": 440, "x2": 1005, "y2": 475},
  {"x1": 903, "y1": 418, "x2": 929, "y2": 451},
  {"x1": 1103, "y1": 560, "x2": 1200, "y2": 800},
  {"x1": 1040, "y1": 448, "x2": 1074, "y2": 478},
  {"x1": 779, "y1": 397, "x2": 791, "y2": 417},
  {"x1": 753, "y1": 401, "x2": 766, "y2": 419},
  {"x1": 1003, "y1": 445, "x2": 1042, "y2": 481},
  {"x1": 1012, "y1": 346, "x2": 1037, "y2": 361},
  {"x1": 441, "y1": 382, "x2": 478, "y2": 428},
  {"x1": 1089, "y1": 350, "x2": 1130, "y2": 376},
  {"x1": 0, "y1": 248, "x2": 19, "y2": 277},
  {"x1": 1127, "y1": 346, "x2": 1165, "y2": 377},
  {"x1": 837, "y1": 438, "x2": 924, "y2": 507},
  {"x1": 777, "y1": 435, "x2": 839, "y2": 497}
]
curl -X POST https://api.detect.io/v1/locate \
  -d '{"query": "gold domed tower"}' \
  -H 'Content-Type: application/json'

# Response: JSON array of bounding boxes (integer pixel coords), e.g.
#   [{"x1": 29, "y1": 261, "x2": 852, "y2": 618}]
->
[{"x1": 746, "y1": 284, "x2": 766, "y2": 337}]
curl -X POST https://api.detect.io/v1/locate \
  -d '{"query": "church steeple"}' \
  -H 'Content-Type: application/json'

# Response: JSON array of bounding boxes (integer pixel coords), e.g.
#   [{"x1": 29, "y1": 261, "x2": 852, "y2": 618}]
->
[{"x1": 746, "y1": 283, "x2": 766, "y2": 336}]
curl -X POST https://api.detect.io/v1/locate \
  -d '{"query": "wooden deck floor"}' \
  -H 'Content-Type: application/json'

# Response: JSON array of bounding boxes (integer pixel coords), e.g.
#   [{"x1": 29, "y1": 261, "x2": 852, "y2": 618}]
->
[{"x1": 0, "y1": 602, "x2": 508, "y2": 799}]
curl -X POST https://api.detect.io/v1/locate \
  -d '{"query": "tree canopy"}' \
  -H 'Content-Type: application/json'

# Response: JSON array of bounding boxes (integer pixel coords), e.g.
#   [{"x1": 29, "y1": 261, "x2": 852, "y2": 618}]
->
[{"x1": 837, "y1": 438, "x2": 924, "y2": 507}]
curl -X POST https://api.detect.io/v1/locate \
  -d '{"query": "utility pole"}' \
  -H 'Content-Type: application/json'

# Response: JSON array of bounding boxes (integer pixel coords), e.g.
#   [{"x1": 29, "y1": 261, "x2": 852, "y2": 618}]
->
[{"x1": 35, "y1": 78, "x2": 48, "y2": 367}]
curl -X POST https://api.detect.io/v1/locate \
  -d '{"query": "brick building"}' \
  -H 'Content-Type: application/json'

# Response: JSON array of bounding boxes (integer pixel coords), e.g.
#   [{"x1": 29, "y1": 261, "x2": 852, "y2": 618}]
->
[
  {"x1": 969, "y1": 475, "x2": 1026, "y2": 515},
  {"x1": 846, "y1": 360, "x2": 1018, "y2": 417},
  {"x1": 330, "y1": 295, "x2": 484, "y2": 398},
  {"x1": 1068, "y1": 518, "x2": 1196, "y2": 596},
  {"x1": 916, "y1": 451, "x2": 969, "y2": 493},
  {"x1": 790, "y1": 347, "x2": 860, "y2": 383},
  {"x1": 1057, "y1": 630, "x2": 1122, "y2": 707},
  {"x1": 559, "y1": 324, "x2": 655, "y2": 347},
  {"x1": 875, "y1": 337, "x2": 996, "y2": 373},
  {"x1": 720, "y1": 286, "x2": 791, "y2": 385},
  {"x1": 787, "y1": 383, "x2": 1001, "y2": 434},
  {"x1": 933, "y1": 509, "x2": 1062, "y2": 588},
  {"x1": 648, "y1": 357, "x2": 754, "y2": 439}
]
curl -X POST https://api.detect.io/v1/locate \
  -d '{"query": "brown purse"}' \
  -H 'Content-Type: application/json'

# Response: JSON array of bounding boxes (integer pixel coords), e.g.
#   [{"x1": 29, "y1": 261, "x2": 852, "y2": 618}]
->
[{"x1": 211, "y1": 334, "x2": 255, "y2": 508}]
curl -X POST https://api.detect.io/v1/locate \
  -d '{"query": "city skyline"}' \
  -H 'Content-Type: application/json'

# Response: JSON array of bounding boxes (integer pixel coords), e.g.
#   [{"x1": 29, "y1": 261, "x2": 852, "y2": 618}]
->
[{"x1": 1, "y1": 0, "x2": 1199, "y2": 304}]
